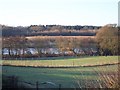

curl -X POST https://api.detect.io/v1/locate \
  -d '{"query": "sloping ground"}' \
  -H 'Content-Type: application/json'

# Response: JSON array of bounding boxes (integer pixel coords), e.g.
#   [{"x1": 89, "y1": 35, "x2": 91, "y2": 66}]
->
[
  {"x1": 2, "y1": 56, "x2": 119, "y2": 67},
  {"x1": 2, "y1": 64, "x2": 118, "y2": 88}
]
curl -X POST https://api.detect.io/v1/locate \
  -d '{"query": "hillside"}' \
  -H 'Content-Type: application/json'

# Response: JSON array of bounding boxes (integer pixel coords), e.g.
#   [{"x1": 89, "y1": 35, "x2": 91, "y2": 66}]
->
[{"x1": 1, "y1": 24, "x2": 101, "y2": 36}]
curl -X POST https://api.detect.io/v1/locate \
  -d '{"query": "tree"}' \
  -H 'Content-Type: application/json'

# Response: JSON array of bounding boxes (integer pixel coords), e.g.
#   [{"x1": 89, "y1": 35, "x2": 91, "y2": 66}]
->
[
  {"x1": 55, "y1": 37, "x2": 80, "y2": 56},
  {"x1": 55, "y1": 37, "x2": 67, "y2": 53},
  {"x1": 2, "y1": 36, "x2": 28, "y2": 58},
  {"x1": 2, "y1": 37, "x2": 12, "y2": 56},
  {"x1": 28, "y1": 37, "x2": 47, "y2": 57},
  {"x1": 96, "y1": 25, "x2": 118, "y2": 55},
  {"x1": 18, "y1": 36, "x2": 28, "y2": 57}
]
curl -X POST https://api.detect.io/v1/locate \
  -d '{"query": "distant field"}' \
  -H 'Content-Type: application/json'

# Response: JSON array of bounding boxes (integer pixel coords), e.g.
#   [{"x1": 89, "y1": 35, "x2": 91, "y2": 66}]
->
[
  {"x1": 2, "y1": 56, "x2": 119, "y2": 67},
  {"x1": 26, "y1": 36, "x2": 95, "y2": 40}
]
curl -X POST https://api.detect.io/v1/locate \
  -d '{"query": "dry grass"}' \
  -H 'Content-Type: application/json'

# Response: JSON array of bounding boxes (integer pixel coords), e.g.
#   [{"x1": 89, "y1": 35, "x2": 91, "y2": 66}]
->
[
  {"x1": 74, "y1": 64, "x2": 119, "y2": 89},
  {"x1": 26, "y1": 36, "x2": 96, "y2": 41},
  {"x1": 2, "y1": 56, "x2": 119, "y2": 68},
  {"x1": 99, "y1": 71, "x2": 119, "y2": 88}
]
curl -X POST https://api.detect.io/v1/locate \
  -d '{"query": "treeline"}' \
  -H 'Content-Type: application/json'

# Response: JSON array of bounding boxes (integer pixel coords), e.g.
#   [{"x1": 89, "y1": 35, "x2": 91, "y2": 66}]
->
[
  {"x1": 1, "y1": 24, "x2": 101, "y2": 36},
  {"x1": 2, "y1": 36, "x2": 97, "y2": 58}
]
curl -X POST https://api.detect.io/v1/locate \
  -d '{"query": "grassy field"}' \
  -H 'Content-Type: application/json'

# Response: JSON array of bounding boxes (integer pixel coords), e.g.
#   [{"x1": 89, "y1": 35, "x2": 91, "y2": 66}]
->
[
  {"x1": 3, "y1": 64, "x2": 118, "y2": 88},
  {"x1": 2, "y1": 56, "x2": 119, "y2": 88},
  {"x1": 26, "y1": 36, "x2": 95, "y2": 41},
  {"x1": 2, "y1": 56, "x2": 119, "y2": 67}
]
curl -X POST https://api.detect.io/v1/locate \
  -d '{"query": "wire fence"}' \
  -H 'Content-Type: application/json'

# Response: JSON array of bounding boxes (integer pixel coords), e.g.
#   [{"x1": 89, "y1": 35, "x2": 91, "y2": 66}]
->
[{"x1": 3, "y1": 75, "x2": 62, "y2": 89}]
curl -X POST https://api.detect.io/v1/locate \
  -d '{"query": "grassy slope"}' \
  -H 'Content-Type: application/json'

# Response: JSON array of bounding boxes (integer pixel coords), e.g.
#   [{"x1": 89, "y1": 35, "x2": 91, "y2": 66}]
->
[
  {"x1": 3, "y1": 64, "x2": 118, "y2": 88},
  {"x1": 2, "y1": 56, "x2": 119, "y2": 67}
]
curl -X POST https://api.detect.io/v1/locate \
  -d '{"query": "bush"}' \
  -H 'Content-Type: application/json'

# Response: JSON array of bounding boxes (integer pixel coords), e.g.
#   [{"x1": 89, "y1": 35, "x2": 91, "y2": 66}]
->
[{"x1": 2, "y1": 75, "x2": 19, "y2": 89}]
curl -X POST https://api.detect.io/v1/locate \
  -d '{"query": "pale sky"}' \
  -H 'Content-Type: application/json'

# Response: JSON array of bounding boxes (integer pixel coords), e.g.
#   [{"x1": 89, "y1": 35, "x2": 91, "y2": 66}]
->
[{"x1": 0, "y1": 0, "x2": 119, "y2": 26}]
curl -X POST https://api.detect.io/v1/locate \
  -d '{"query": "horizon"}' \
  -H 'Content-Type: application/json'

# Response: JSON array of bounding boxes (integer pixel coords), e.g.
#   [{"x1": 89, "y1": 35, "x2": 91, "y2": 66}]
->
[
  {"x1": 0, "y1": 0, "x2": 119, "y2": 27},
  {"x1": 1, "y1": 24, "x2": 103, "y2": 27}
]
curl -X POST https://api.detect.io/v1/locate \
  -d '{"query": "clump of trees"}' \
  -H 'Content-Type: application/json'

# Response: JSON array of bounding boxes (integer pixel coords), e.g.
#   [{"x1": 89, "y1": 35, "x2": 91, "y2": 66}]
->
[
  {"x1": 2, "y1": 36, "x2": 97, "y2": 58},
  {"x1": 2, "y1": 36, "x2": 28, "y2": 58},
  {"x1": 96, "y1": 26, "x2": 119, "y2": 55}
]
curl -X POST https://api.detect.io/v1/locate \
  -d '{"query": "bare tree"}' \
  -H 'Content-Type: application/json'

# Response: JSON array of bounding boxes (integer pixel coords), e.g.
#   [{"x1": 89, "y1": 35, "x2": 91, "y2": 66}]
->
[{"x1": 96, "y1": 26, "x2": 118, "y2": 55}]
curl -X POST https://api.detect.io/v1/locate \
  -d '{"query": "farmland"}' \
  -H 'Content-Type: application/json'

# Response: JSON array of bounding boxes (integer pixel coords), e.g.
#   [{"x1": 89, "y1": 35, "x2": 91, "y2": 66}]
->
[
  {"x1": 1, "y1": 0, "x2": 119, "y2": 89},
  {"x1": 2, "y1": 56, "x2": 119, "y2": 88},
  {"x1": 2, "y1": 64, "x2": 118, "y2": 88},
  {"x1": 2, "y1": 56, "x2": 119, "y2": 67},
  {"x1": 26, "y1": 36, "x2": 95, "y2": 41}
]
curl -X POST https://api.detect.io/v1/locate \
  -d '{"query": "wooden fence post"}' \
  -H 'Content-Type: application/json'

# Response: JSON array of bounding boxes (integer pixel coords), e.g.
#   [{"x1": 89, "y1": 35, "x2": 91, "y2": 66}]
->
[
  {"x1": 59, "y1": 84, "x2": 61, "y2": 90},
  {"x1": 36, "y1": 81, "x2": 39, "y2": 90},
  {"x1": 12, "y1": 76, "x2": 15, "y2": 88},
  {"x1": 73, "y1": 60, "x2": 74, "y2": 66}
]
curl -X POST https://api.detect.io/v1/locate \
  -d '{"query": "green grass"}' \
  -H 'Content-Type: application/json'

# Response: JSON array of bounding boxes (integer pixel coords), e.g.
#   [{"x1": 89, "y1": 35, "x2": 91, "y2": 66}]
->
[
  {"x1": 2, "y1": 56, "x2": 119, "y2": 88},
  {"x1": 2, "y1": 64, "x2": 118, "y2": 88},
  {"x1": 3, "y1": 56, "x2": 119, "y2": 67}
]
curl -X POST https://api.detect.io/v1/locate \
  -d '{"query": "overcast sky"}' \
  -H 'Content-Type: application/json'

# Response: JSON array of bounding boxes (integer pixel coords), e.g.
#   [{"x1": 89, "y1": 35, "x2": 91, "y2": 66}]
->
[{"x1": 0, "y1": 0, "x2": 119, "y2": 26}]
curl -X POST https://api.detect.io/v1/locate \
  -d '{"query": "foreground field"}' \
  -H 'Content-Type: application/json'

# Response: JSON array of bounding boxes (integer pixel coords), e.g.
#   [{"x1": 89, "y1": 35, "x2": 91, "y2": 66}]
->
[
  {"x1": 3, "y1": 64, "x2": 118, "y2": 88},
  {"x1": 2, "y1": 56, "x2": 119, "y2": 67},
  {"x1": 2, "y1": 56, "x2": 119, "y2": 88}
]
